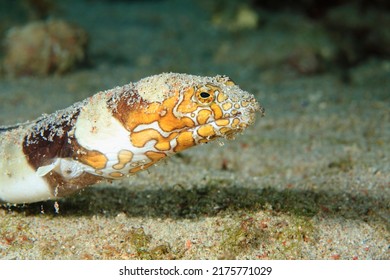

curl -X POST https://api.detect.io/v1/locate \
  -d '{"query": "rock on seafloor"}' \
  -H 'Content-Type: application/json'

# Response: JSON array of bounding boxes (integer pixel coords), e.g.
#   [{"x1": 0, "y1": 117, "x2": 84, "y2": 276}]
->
[{"x1": 2, "y1": 19, "x2": 88, "y2": 76}]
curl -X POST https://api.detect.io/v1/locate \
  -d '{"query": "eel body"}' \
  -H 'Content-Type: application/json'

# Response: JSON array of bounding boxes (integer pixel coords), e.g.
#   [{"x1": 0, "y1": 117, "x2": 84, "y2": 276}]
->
[{"x1": 0, "y1": 73, "x2": 262, "y2": 204}]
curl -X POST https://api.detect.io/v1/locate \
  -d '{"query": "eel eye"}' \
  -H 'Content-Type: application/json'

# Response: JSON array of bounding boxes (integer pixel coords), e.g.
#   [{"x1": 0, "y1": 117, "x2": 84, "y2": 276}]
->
[
  {"x1": 200, "y1": 92, "x2": 210, "y2": 98},
  {"x1": 195, "y1": 87, "x2": 214, "y2": 105}
]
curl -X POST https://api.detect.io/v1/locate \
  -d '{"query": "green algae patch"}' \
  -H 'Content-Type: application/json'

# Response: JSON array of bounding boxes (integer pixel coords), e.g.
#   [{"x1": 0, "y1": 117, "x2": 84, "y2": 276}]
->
[
  {"x1": 328, "y1": 155, "x2": 354, "y2": 172},
  {"x1": 268, "y1": 216, "x2": 316, "y2": 259},
  {"x1": 120, "y1": 227, "x2": 184, "y2": 260},
  {"x1": 219, "y1": 216, "x2": 268, "y2": 259},
  {"x1": 217, "y1": 212, "x2": 316, "y2": 259}
]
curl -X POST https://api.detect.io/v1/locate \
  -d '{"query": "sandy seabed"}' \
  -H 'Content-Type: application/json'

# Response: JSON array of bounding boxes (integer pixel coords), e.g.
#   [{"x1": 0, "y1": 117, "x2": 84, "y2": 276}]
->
[{"x1": 0, "y1": 0, "x2": 389, "y2": 259}]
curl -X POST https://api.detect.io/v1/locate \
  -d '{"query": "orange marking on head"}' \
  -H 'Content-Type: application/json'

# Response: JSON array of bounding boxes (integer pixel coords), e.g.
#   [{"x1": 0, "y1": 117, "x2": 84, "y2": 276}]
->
[
  {"x1": 232, "y1": 118, "x2": 240, "y2": 128},
  {"x1": 158, "y1": 114, "x2": 195, "y2": 132},
  {"x1": 125, "y1": 151, "x2": 166, "y2": 174},
  {"x1": 241, "y1": 100, "x2": 249, "y2": 107},
  {"x1": 217, "y1": 92, "x2": 228, "y2": 103},
  {"x1": 211, "y1": 103, "x2": 223, "y2": 119},
  {"x1": 129, "y1": 162, "x2": 155, "y2": 173},
  {"x1": 155, "y1": 141, "x2": 171, "y2": 151},
  {"x1": 222, "y1": 102, "x2": 232, "y2": 111},
  {"x1": 177, "y1": 87, "x2": 199, "y2": 113},
  {"x1": 116, "y1": 94, "x2": 179, "y2": 132},
  {"x1": 197, "y1": 124, "x2": 216, "y2": 138},
  {"x1": 113, "y1": 149, "x2": 133, "y2": 170},
  {"x1": 215, "y1": 119, "x2": 230, "y2": 126},
  {"x1": 146, "y1": 151, "x2": 167, "y2": 161},
  {"x1": 124, "y1": 88, "x2": 196, "y2": 133},
  {"x1": 110, "y1": 172, "x2": 124, "y2": 178},
  {"x1": 197, "y1": 109, "x2": 212, "y2": 125},
  {"x1": 219, "y1": 127, "x2": 232, "y2": 134},
  {"x1": 124, "y1": 102, "x2": 163, "y2": 131},
  {"x1": 131, "y1": 129, "x2": 178, "y2": 150},
  {"x1": 78, "y1": 150, "x2": 108, "y2": 170},
  {"x1": 174, "y1": 131, "x2": 195, "y2": 152},
  {"x1": 231, "y1": 96, "x2": 239, "y2": 103},
  {"x1": 131, "y1": 129, "x2": 161, "y2": 148}
]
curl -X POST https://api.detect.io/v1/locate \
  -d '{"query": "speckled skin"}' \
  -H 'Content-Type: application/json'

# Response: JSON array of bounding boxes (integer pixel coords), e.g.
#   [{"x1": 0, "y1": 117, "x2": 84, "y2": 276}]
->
[{"x1": 0, "y1": 73, "x2": 262, "y2": 204}]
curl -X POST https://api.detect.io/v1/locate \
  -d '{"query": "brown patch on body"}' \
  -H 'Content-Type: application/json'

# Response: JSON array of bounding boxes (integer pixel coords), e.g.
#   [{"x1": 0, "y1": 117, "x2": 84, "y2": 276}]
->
[
  {"x1": 23, "y1": 120, "x2": 75, "y2": 172},
  {"x1": 23, "y1": 112, "x2": 102, "y2": 198},
  {"x1": 47, "y1": 171, "x2": 102, "y2": 197}
]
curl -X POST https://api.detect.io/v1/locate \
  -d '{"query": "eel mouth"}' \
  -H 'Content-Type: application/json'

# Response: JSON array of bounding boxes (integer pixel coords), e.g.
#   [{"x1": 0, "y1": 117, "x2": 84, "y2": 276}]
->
[
  {"x1": 198, "y1": 114, "x2": 253, "y2": 142},
  {"x1": 171, "y1": 99, "x2": 262, "y2": 144},
  {"x1": 197, "y1": 101, "x2": 261, "y2": 141}
]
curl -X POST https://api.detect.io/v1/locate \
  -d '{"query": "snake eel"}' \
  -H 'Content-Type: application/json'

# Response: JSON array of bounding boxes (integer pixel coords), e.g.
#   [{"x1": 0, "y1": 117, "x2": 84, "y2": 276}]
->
[{"x1": 0, "y1": 73, "x2": 262, "y2": 204}]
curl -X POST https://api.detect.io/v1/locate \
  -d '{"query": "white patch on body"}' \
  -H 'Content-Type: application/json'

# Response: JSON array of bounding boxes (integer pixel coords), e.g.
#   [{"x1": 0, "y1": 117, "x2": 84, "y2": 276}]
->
[
  {"x1": 74, "y1": 96, "x2": 152, "y2": 176},
  {"x1": 38, "y1": 158, "x2": 92, "y2": 180},
  {"x1": 36, "y1": 163, "x2": 56, "y2": 177},
  {"x1": 0, "y1": 130, "x2": 54, "y2": 203},
  {"x1": 75, "y1": 96, "x2": 134, "y2": 154},
  {"x1": 135, "y1": 73, "x2": 172, "y2": 103}
]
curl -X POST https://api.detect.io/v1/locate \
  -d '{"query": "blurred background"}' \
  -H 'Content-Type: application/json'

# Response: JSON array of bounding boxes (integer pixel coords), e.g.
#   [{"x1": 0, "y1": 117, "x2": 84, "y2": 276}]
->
[{"x1": 1, "y1": 0, "x2": 389, "y2": 79}]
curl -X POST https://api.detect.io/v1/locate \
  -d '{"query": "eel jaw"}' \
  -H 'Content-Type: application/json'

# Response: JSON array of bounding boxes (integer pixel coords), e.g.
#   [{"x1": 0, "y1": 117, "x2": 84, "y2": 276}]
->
[
  {"x1": 212, "y1": 99, "x2": 262, "y2": 140},
  {"x1": 194, "y1": 104, "x2": 261, "y2": 143}
]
